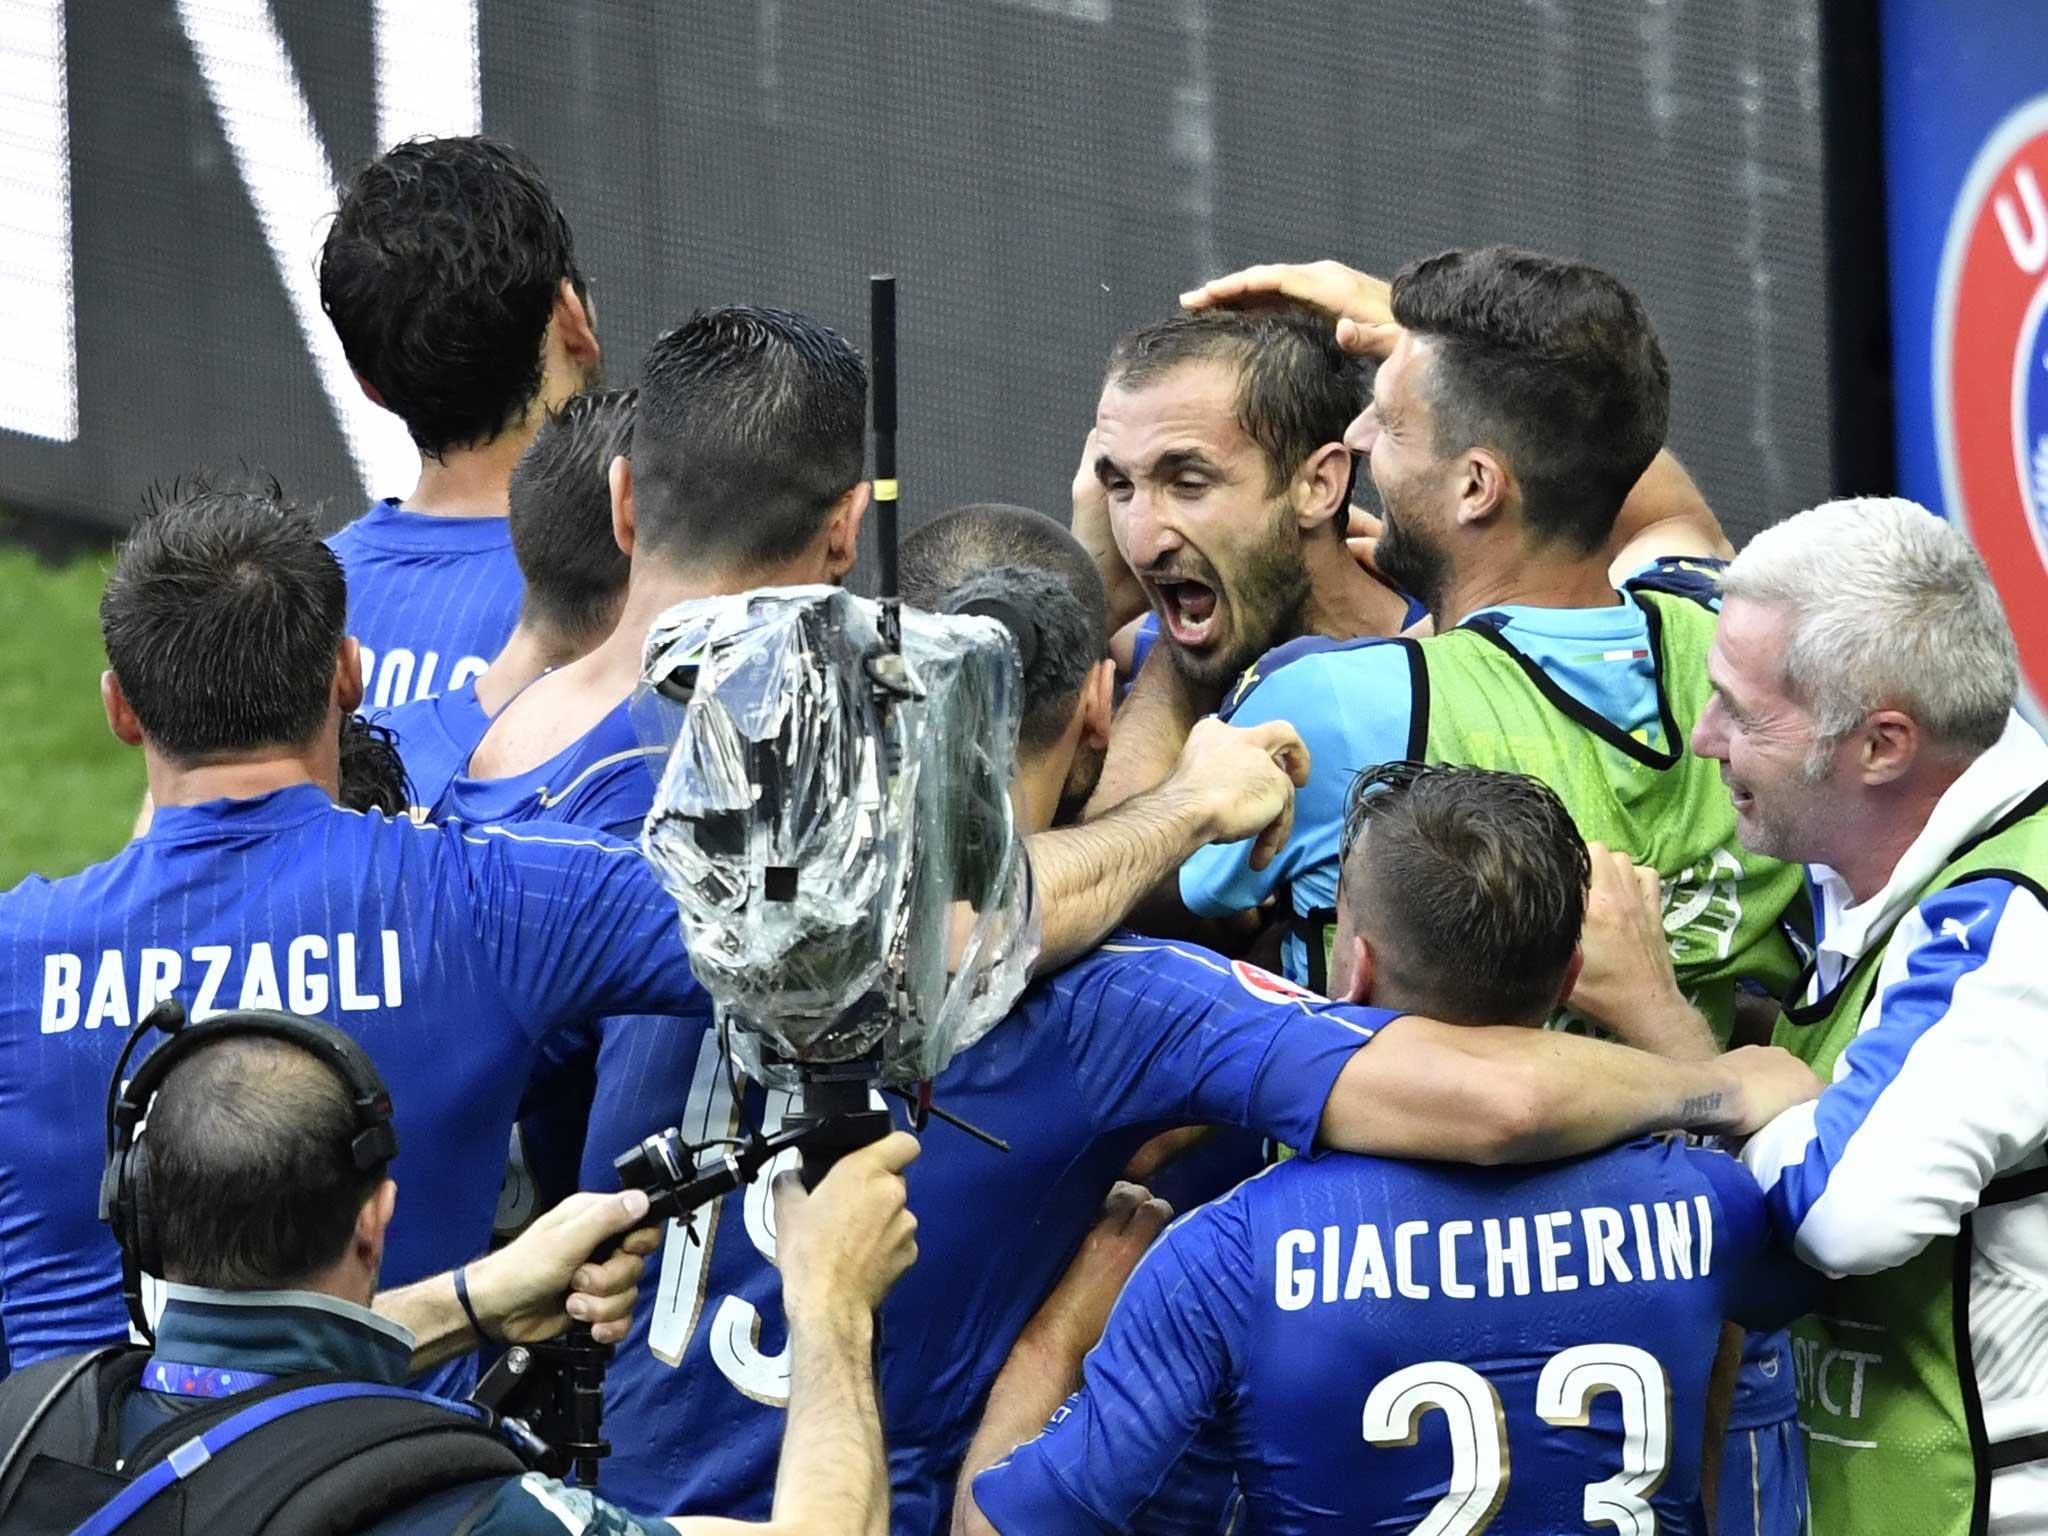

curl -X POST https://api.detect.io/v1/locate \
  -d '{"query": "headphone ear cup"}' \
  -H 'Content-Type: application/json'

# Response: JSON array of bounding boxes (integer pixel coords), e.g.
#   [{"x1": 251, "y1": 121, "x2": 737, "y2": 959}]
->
[{"x1": 124, "y1": 1140, "x2": 159, "y2": 1281}]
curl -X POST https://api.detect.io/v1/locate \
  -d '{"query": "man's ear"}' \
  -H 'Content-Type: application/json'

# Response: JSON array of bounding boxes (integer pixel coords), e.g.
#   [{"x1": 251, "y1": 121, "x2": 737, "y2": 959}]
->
[
  {"x1": 1294, "y1": 441, "x2": 1353, "y2": 533},
  {"x1": 354, "y1": 373, "x2": 388, "y2": 410},
  {"x1": 552, "y1": 279, "x2": 601, "y2": 370},
  {"x1": 1453, "y1": 447, "x2": 1512, "y2": 529},
  {"x1": 1858, "y1": 709, "x2": 1919, "y2": 787},
  {"x1": 102, "y1": 670, "x2": 144, "y2": 747},
  {"x1": 1080, "y1": 658, "x2": 1115, "y2": 750},
  {"x1": 1557, "y1": 945, "x2": 1584, "y2": 1007},
  {"x1": 335, "y1": 638, "x2": 364, "y2": 716},
  {"x1": 610, "y1": 453, "x2": 636, "y2": 557},
  {"x1": 1338, "y1": 934, "x2": 1374, "y2": 1006},
  {"x1": 357, "y1": 1177, "x2": 399, "y2": 1264},
  {"x1": 823, "y1": 481, "x2": 873, "y2": 582}
]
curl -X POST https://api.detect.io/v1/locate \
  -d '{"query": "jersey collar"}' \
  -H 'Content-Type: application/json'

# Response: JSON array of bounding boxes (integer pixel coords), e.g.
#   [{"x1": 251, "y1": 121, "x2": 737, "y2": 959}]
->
[
  {"x1": 1812, "y1": 712, "x2": 2048, "y2": 965},
  {"x1": 143, "y1": 783, "x2": 347, "y2": 843}
]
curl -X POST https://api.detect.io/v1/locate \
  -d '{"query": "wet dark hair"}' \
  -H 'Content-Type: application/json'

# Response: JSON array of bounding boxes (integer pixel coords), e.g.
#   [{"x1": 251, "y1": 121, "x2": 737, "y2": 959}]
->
[
  {"x1": 631, "y1": 306, "x2": 866, "y2": 572},
  {"x1": 508, "y1": 388, "x2": 636, "y2": 648},
  {"x1": 101, "y1": 475, "x2": 346, "y2": 761},
  {"x1": 1340, "y1": 761, "x2": 1590, "y2": 1022}
]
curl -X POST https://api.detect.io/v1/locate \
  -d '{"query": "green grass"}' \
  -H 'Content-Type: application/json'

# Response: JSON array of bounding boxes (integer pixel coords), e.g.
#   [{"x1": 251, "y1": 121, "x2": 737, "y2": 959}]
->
[{"x1": 0, "y1": 547, "x2": 143, "y2": 887}]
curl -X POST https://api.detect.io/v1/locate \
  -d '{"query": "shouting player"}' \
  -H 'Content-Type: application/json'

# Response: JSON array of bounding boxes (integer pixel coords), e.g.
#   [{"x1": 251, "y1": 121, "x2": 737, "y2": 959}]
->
[
  {"x1": 965, "y1": 763, "x2": 1815, "y2": 1536},
  {"x1": 320, "y1": 136, "x2": 602, "y2": 708},
  {"x1": 1075, "y1": 305, "x2": 1421, "y2": 703}
]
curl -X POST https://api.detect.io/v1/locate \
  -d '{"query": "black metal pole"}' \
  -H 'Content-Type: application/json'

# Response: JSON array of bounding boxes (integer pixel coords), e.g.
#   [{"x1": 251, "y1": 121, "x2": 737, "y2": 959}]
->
[{"x1": 870, "y1": 275, "x2": 899, "y2": 605}]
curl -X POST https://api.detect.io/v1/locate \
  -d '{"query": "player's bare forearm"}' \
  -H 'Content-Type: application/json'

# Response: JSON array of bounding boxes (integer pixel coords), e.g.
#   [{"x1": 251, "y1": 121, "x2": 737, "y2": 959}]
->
[
  {"x1": 375, "y1": 1272, "x2": 480, "y2": 1372},
  {"x1": 1317, "y1": 1019, "x2": 1807, "y2": 1164},
  {"x1": 951, "y1": 1330, "x2": 1082, "y2": 1536},
  {"x1": 1606, "y1": 450, "x2": 1734, "y2": 580},
  {"x1": 1082, "y1": 649, "x2": 1212, "y2": 819},
  {"x1": 666, "y1": 1305, "x2": 889, "y2": 1536},
  {"x1": 1028, "y1": 782, "x2": 1213, "y2": 971}
]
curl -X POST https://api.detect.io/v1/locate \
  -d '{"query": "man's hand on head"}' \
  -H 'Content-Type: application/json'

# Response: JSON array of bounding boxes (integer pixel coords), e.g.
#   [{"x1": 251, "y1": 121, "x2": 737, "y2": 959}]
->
[
  {"x1": 1072, "y1": 427, "x2": 1148, "y2": 632},
  {"x1": 1164, "y1": 717, "x2": 1310, "y2": 869},
  {"x1": 1181, "y1": 259, "x2": 1402, "y2": 359},
  {"x1": 773, "y1": 1131, "x2": 922, "y2": 1324},
  {"x1": 465, "y1": 1188, "x2": 662, "y2": 1346}
]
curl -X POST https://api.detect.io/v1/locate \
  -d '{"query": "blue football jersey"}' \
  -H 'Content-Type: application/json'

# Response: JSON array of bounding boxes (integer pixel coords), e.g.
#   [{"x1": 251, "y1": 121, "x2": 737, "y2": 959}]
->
[
  {"x1": 438, "y1": 696, "x2": 671, "y2": 1214},
  {"x1": 366, "y1": 680, "x2": 493, "y2": 818},
  {"x1": 976, "y1": 1137, "x2": 1815, "y2": 1536},
  {"x1": 435, "y1": 697, "x2": 661, "y2": 839},
  {"x1": 328, "y1": 499, "x2": 523, "y2": 708},
  {"x1": 587, "y1": 939, "x2": 1389, "y2": 1534},
  {"x1": 0, "y1": 784, "x2": 708, "y2": 1396}
]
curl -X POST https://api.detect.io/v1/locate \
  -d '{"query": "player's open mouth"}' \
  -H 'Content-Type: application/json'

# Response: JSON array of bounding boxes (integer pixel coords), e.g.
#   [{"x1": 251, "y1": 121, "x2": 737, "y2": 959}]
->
[
  {"x1": 1725, "y1": 779, "x2": 1755, "y2": 813},
  {"x1": 1153, "y1": 577, "x2": 1220, "y2": 649}
]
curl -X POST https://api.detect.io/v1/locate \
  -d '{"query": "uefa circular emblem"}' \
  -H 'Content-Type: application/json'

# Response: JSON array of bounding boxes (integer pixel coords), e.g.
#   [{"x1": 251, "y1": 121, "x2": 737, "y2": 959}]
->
[{"x1": 1936, "y1": 95, "x2": 2048, "y2": 712}]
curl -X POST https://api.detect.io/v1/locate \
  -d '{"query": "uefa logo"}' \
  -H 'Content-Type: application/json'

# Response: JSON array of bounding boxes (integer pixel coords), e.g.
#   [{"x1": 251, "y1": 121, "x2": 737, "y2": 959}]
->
[{"x1": 1936, "y1": 95, "x2": 2048, "y2": 714}]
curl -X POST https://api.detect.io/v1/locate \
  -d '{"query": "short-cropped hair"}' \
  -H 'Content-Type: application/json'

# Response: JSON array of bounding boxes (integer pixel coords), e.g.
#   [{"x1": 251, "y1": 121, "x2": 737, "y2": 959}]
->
[
  {"x1": 145, "y1": 1036, "x2": 388, "y2": 1289},
  {"x1": 901, "y1": 504, "x2": 1109, "y2": 754},
  {"x1": 101, "y1": 475, "x2": 346, "y2": 761},
  {"x1": 1723, "y1": 496, "x2": 2017, "y2": 756},
  {"x1": 508, "y1": 388, "x2": 636, "y2": 647},
  {"x1": 1389, "y1": 246, "x2": 1670, "y2": 552},
  {"x1": 631, "y1": 306, "x2": 866, "y2": 573},
  {"x1": 1340, "y1": 761, "x2": 1590, "y2": 1022}
]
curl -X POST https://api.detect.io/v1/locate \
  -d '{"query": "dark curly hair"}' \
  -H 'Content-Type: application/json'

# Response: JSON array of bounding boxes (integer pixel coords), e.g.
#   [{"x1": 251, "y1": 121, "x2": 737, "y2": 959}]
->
[{"x1": 319, "y1": 136, "x2": 588, "y2": 458}]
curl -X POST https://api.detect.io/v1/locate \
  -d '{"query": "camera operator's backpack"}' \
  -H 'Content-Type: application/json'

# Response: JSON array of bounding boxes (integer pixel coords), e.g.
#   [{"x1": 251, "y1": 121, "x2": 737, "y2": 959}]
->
[{"x1": 0, "y1": 1345, "x2": 533, "y2": 1535}]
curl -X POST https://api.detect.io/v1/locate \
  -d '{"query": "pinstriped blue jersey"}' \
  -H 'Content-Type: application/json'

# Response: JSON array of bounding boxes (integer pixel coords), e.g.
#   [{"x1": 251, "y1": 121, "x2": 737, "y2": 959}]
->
[
  {"x1": 0, "y1": 784, "x2": 708, "y2": 1396},
  {"x1": 976, "y1": 1137, "x2": 1815, "y2": 1536},
  {"x1": 328, "y1": 499, "x2": 522, "y2": 708},
  {"x1": 367, "y1": 679, "x2": 493, "y2": 818},
  {"x1": 584, "y1": 940, "x2": 1390, "y2": 1535}
]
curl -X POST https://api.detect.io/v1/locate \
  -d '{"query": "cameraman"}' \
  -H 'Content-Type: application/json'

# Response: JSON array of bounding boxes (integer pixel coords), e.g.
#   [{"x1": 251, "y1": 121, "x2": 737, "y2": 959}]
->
[{"x1": 0, "y1": 1028, "x2": 917, "y2": 1536}]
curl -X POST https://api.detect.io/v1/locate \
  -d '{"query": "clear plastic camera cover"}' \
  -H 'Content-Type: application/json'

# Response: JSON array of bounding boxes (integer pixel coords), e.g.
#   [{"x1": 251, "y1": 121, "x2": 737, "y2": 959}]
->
[{"x1": 634, "y1": 586, "x2": 1039, "y2": 1087}]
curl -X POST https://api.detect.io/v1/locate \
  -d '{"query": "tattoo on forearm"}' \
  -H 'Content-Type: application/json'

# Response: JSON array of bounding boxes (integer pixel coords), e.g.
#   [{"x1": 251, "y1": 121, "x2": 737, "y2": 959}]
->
[{"x1": 1679, "y1": 1092, "x2": 1723, "y2": 1122}]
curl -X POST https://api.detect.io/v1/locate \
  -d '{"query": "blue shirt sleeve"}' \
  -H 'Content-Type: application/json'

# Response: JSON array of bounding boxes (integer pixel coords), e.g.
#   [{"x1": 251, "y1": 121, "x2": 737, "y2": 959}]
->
[
  {"x1": 1621, "y1": 554, "x2": 1728, "y2": 611},
  {"x1": 449, "y1": 821, "x2": 705, "y2": 1043},
  {"x1": 1056, "y1": 939, "x2": 1395, "y2": 1150},
  {"x1": 974, "y1": 1199, "x2": 1253, "y2": 1535},
  {"x1": 1688, "y1": 1143, "x2": 1823, "y2": 1332},
  {"x1": 1178, "y1": 646, "x2": 1414, "y2": 918}
]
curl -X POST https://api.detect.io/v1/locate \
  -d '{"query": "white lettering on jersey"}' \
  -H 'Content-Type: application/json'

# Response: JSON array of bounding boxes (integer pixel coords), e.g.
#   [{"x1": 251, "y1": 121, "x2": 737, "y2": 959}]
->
[
  {"x1": 38, "y1": 934, "x2": 404, "y2": 1029},
  {"x1": 41, "y1": 953, "x2": 81, "y2": 1033},
  {"x1": 85, "y1": 948, "x2": 130, "y2": 1031},
  {"x1": 365, "y1": 647, "x2": 494, "y2": 708},
  {"x1": 191, "y1": 945, "x2": 233, "y2": 1019},
  {"x1": 237, "y1": 941, "x2": 282, "y2": 1010},
  {"x1": 1272, "y1": 1198, "x2": 1716, "y2": 1307}
]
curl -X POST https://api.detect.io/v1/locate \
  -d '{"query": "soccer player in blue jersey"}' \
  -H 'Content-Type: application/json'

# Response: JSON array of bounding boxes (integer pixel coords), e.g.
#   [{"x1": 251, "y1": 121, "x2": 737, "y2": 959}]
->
[
  {"x1": 570, "y1": 501, "x2": 1817, "y2": 1534},
  {"x1": 965, "y1": 762, "x2": 1817, "y2": 1536},
  {"x1": 371, "y1": 388, "x2": 635, "y2": 816},
  {"x1": 320, "y1": 136, "x2": 603, "y2": 708},
  {"x1": 0, "y1": 479, "x2": 717, "y2": 1398}
]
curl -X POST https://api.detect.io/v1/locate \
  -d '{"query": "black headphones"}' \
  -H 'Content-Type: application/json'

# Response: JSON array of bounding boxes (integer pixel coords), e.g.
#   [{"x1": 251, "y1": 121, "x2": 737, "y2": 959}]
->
[{"x1": 97, "y1": 998, "x2": 400, "y2": 1340}]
